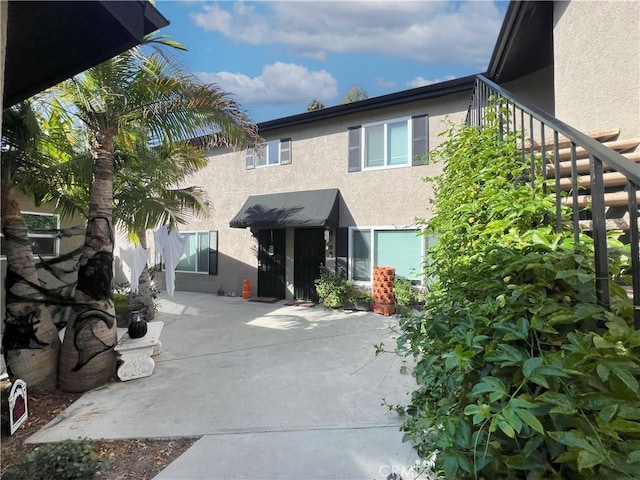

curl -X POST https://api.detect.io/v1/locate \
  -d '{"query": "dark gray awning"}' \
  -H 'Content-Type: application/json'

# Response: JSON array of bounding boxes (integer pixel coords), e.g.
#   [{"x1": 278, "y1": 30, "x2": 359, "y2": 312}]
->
[
  {"x1": 4, "y1": 1, "x2": 169, "y2": 107},
  {"x1": 230, "y1": 189, "x2": 340, "y2": 229}
]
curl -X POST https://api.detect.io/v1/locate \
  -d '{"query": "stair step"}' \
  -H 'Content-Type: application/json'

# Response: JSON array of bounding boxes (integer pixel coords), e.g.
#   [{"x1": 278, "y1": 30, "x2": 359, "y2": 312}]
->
[
  {"x1": 553, "y1": 138, "x2": 639, "y2": 161},
  {"x1": 529, "y1": 128, "x2": 620, "y2": 151},
  {"x1": 548, "y1": 172, "x2": 629, "y2": 190},
  {"x1": 579, "y1": 213, "x2": 634, "y2": 231},
  {"x1": 621, "y1": 284, "x2": 634, "y2": 300},
  {"x1": 547, "y1": 151, "x2": 640, "y2": 176},
  {"x1": 561, "y1": 190, "x2": 640, "y2": 208}
]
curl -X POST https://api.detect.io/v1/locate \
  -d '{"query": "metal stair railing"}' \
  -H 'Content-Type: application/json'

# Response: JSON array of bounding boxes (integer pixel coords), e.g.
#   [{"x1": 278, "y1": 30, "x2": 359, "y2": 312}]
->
[{"x1": 466, "y1": 75, "x2": 640, "y2": 328}]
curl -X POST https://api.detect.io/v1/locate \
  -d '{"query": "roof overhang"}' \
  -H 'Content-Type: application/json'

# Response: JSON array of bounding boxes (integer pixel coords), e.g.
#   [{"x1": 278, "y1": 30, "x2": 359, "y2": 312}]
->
[
  {"x1": 230, "y1": 189, "x2": 340, "y2": 229},
  {"x1": 3, "y1": 0, "x2": 169, "y2": 107},
  {"x1": 257, "y1": 75, "x2": 477, "y2": 133},
  {"x1": 486, "y1": 1, "x2": 554, "y2": 83}
]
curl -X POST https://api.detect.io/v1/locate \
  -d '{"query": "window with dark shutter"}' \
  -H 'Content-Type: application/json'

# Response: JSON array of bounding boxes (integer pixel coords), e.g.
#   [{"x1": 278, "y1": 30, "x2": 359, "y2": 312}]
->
[
  {"x1": 412, "y1": 114, "x2": 429, "y2": 165},
  {"x1": 347, "y1": 126, "x2": 361, "y2": 172},
  {"x1": 208, "y1": 231, "x2": 218, "y2": 275},
  {"x1": 280, "y1": 138, "x2": 292, "y2": 165}
]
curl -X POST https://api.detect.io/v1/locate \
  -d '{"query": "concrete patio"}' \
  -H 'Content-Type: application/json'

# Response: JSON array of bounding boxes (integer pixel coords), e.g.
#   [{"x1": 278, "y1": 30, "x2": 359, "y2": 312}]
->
[{"x1": 27, "y1": 292, "x2": 428, "y2": 479}]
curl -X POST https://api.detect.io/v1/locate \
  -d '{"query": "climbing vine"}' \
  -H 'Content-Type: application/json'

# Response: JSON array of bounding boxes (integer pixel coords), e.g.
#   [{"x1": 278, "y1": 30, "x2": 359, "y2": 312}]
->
[{"x1": 396, "y1": 113, "x2": 639, "y2": 478}]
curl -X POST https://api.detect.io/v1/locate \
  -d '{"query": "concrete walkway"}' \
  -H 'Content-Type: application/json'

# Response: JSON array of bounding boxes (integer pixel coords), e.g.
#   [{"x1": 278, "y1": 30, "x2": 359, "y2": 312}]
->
[{"x1": 28, "y1": 292, "x2": 427, "y2": 479}]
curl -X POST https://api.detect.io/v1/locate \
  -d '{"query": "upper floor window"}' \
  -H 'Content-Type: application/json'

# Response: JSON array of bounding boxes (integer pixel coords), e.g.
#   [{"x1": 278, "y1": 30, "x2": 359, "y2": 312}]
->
[
  {"x1": 259, "y1": 140, "x2": 280, "y2": 167},
  {"x1": 246, "y1": 138, "x2": 292, "y2": 169},
  {"x1": 364, "y1": 119, "x2": 409, "y2": 168},
  {"x1": 348, "y1": 114, "x2": 428, "y2": 172},
  {"x1": 1, "y1": 212, "x2": 60, "y2": 257}
]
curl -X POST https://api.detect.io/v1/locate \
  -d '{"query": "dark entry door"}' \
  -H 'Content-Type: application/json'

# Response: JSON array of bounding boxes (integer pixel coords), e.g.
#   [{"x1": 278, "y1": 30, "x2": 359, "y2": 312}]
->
[
  {"x1": 294, "y1": 228, "x2": 325, "y2": 301},
  {"x1": 257, "y1": 229, "x2": 286, "y2": 298}
]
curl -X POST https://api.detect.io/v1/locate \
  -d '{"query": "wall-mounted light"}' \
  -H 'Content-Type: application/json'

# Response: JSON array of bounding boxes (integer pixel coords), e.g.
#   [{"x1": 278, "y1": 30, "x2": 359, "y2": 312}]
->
[{"x1": 268, "y1": 230, "x2": 275, "y2": 256}]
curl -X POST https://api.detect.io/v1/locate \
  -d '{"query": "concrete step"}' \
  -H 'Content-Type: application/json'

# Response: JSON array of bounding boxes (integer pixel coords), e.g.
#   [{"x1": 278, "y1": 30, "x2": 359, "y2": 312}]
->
[
  {"x1": 548, "y1": 171, "x2": 629, "y2": 191},
  {"x1": 578, "y1": 212, "x2": 635, "y2": 231},
  {"x1": 547, "y1": 151, "x2": 640, "y2": 176},
  {"x1": 553, "y1": 138, "x2": 639, "y2": 162},
  {"x1": 529, "y1": 128, "x2": 620, "y2": 151},
  {"x1": 560, "y1": 190, "x2": 640, "y2": 208}
]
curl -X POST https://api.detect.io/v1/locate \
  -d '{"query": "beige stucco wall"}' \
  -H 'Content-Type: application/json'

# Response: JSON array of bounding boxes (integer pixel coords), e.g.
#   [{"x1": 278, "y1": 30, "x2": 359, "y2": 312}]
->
[
  {"x1": 163, "y1": 92, "x2": 470, "y2": 297},
  {"x1": 501, "y1": 66, "x2": 555, "y2": 116},
  {"x1": 553, "y1": 0, "x2": 640, "y2": 138}
]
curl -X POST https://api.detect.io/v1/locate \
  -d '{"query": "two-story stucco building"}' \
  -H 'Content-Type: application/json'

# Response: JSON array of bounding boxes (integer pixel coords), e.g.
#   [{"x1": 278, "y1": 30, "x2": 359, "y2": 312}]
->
[
  {"x1": 155, "y1": 0, "x2": 639, "y2": 303},
  {"x1": 3, "y1": 1, "x2": 637, "y2": 309},
  {"x1": 163, "y1": 76, "x2": 475, "y2": 301}
]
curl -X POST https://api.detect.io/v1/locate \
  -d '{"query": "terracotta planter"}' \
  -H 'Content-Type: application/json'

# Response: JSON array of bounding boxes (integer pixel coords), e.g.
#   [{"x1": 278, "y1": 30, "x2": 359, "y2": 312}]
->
[{"x1": 372, "y1": 266, "x2": 396, "y2": 316}]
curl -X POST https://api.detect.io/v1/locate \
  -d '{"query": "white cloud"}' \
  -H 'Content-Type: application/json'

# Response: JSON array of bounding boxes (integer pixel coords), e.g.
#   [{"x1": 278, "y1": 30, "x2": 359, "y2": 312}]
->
[
  {"x1": 196, "y1": 62, "x2": 338, "y2": 105},
  {"x1": 189, "y1": 1, "x2": 503, "y2": 67},
  {"x1": 407, "y1": 75, "x2": 457, "y2": 89},
  {"x1": 375, "y1": 78, "x2": 397, "y2": 89}
]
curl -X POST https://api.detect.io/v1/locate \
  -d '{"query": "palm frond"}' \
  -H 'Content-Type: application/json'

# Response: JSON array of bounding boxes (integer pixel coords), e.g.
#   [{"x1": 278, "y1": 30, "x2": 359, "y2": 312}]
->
[{"x1": 18, "y1": 36, "x2": 255, "y2": 239}]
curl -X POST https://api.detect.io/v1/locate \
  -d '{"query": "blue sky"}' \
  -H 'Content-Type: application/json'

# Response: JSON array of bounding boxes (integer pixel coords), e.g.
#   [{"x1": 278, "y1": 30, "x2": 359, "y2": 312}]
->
[{"x1": 154, "y1": 1, "x2": 508, "y2": 123}]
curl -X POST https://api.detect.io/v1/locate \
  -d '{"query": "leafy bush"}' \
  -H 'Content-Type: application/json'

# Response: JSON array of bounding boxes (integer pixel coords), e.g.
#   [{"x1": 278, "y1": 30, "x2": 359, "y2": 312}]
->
[
  {"x1": 394, "y1": 277, "x2": 415, "y2": 306},
  {"x1": 3, "y1": 439, "x2": 108, "y2": 479},
  {"x1": 112, "y1": 292, "x2": 130, "y2": 316},
  {"x1": 396, "y1": 113, "x2": 638, "y2": 479},
  {"x1": 315, "y1": 267, "x2": 352, "y2": 308}
]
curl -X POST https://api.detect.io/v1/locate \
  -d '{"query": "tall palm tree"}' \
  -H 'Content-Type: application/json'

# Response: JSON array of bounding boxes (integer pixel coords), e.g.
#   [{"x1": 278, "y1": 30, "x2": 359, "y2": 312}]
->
[
  {"x1": 48, "y1": 134, "x2": 211, "y2": 320},
  {"x1": 1, "y1": 103, "x2": 62, "y2": 389},
  {"x1": 46, "y1": 39, "x2": 258, "y2": 392}
]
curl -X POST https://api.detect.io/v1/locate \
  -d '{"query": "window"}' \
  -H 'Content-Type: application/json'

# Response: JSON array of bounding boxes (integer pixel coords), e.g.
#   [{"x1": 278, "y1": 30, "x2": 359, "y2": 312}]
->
[
  {"x1": 364, "y1": 119, "x2": 409, "y2": 168},
  {"x1": 348, "y1": 115, "x2": 428, "y2": 172},
  {"x1": 1, "y1": 212, "x2": 59, "y2": 257},
  {"x1": 246, "y1": 138, "x2": 292, "y2": 169},
  {"x1": 348, "y1": 227, "x2": 428, "y2": 284},
  {"x1": 175, "y1": 231, "x2": 218, "y2": 274},
  {"x1": 352, "y1": 229, "x2": 371, "y2": 281},
  {"x1": 258, "y1": 140, "x2": 280, "y2": 167}
]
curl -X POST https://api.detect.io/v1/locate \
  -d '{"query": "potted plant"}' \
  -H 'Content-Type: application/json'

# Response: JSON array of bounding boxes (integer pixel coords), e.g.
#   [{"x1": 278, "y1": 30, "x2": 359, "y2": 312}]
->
[
  {"x1": 113, "y1": 292, "x2": 131, "y2": 327},
  {"x1": 393, "y1": 277, "x2": 415, "y2": 307},
  {"x1": 315, "y1": 267, "x2": 352, "y2": 308},
  {"x1": 344, "y1": 285, "x2": 372, "y2": 311}
]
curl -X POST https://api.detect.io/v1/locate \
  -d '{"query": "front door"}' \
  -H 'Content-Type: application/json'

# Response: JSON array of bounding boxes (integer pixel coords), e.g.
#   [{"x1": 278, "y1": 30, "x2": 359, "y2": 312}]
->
[
  {"x1": 257, "y1": 229, "x2": 286, "y2": 298},
  {"x1": 294, "y1": 228, "x2": 326, "y2": 301}
]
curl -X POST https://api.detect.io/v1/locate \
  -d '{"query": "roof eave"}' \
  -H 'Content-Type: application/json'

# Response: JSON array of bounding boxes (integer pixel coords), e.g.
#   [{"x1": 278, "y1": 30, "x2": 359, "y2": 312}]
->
[
  {"x1": 486, "y1": 1, "x2": 553, "y2": 84},
  {"x1": 3, "y1": 0, "x2": 169, "y2": 107},
  {"x1": 257, "y1": 74, "x2": 478, "y2": 133}
]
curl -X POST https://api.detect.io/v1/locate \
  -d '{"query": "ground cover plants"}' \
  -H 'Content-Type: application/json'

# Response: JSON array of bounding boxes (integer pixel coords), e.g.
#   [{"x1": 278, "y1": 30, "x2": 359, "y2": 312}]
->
[{"x1": 395, "y1": 111, "x2": 640, "y2": 479}]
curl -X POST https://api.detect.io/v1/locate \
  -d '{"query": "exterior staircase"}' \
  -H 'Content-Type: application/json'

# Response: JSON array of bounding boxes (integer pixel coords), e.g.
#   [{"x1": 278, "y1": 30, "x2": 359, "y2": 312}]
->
[
  {"x1": 467, "y1": 75, "x2": 640, "y2": 327},
  {"x1": 543, "y1": 129, "x2": 640, "y2": 230}
]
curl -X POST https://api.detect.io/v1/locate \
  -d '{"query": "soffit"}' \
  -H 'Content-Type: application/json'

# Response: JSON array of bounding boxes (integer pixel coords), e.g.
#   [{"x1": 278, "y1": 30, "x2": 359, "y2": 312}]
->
[{"x1": 3, "y1": 0, "x2": 169, "y2": 107}]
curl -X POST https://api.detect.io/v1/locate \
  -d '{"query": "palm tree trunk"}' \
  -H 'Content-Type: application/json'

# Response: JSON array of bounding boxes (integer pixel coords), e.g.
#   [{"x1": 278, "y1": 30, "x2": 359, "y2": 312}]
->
[
  {"x1": 58, "y1": 134, "x2": 117, "y2": 392},
  {"x1": 130, "y1": 229, "x2": 156, "y2": 320},
  {"x1": 1, "y1": 182, "x2": 60, "y2": 390}
]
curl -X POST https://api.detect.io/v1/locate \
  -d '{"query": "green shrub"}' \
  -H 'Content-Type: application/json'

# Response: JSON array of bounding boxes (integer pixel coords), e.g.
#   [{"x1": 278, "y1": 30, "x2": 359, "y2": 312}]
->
[
  {"x1": 3, "y1": 439, "x2": 108, "y2": 479},
  {"x1": 393, "y1": 278, "x2": 415, "y2": 306},
  {"x1": 112, "y1": 292, "x2": 130, "y2": 316},
  {"x1": 315, "y1": 267, "x2": 352, "y2": 308},
  {"x1": 396, "y1": 112, "x2": 638, "y2": 479}
]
